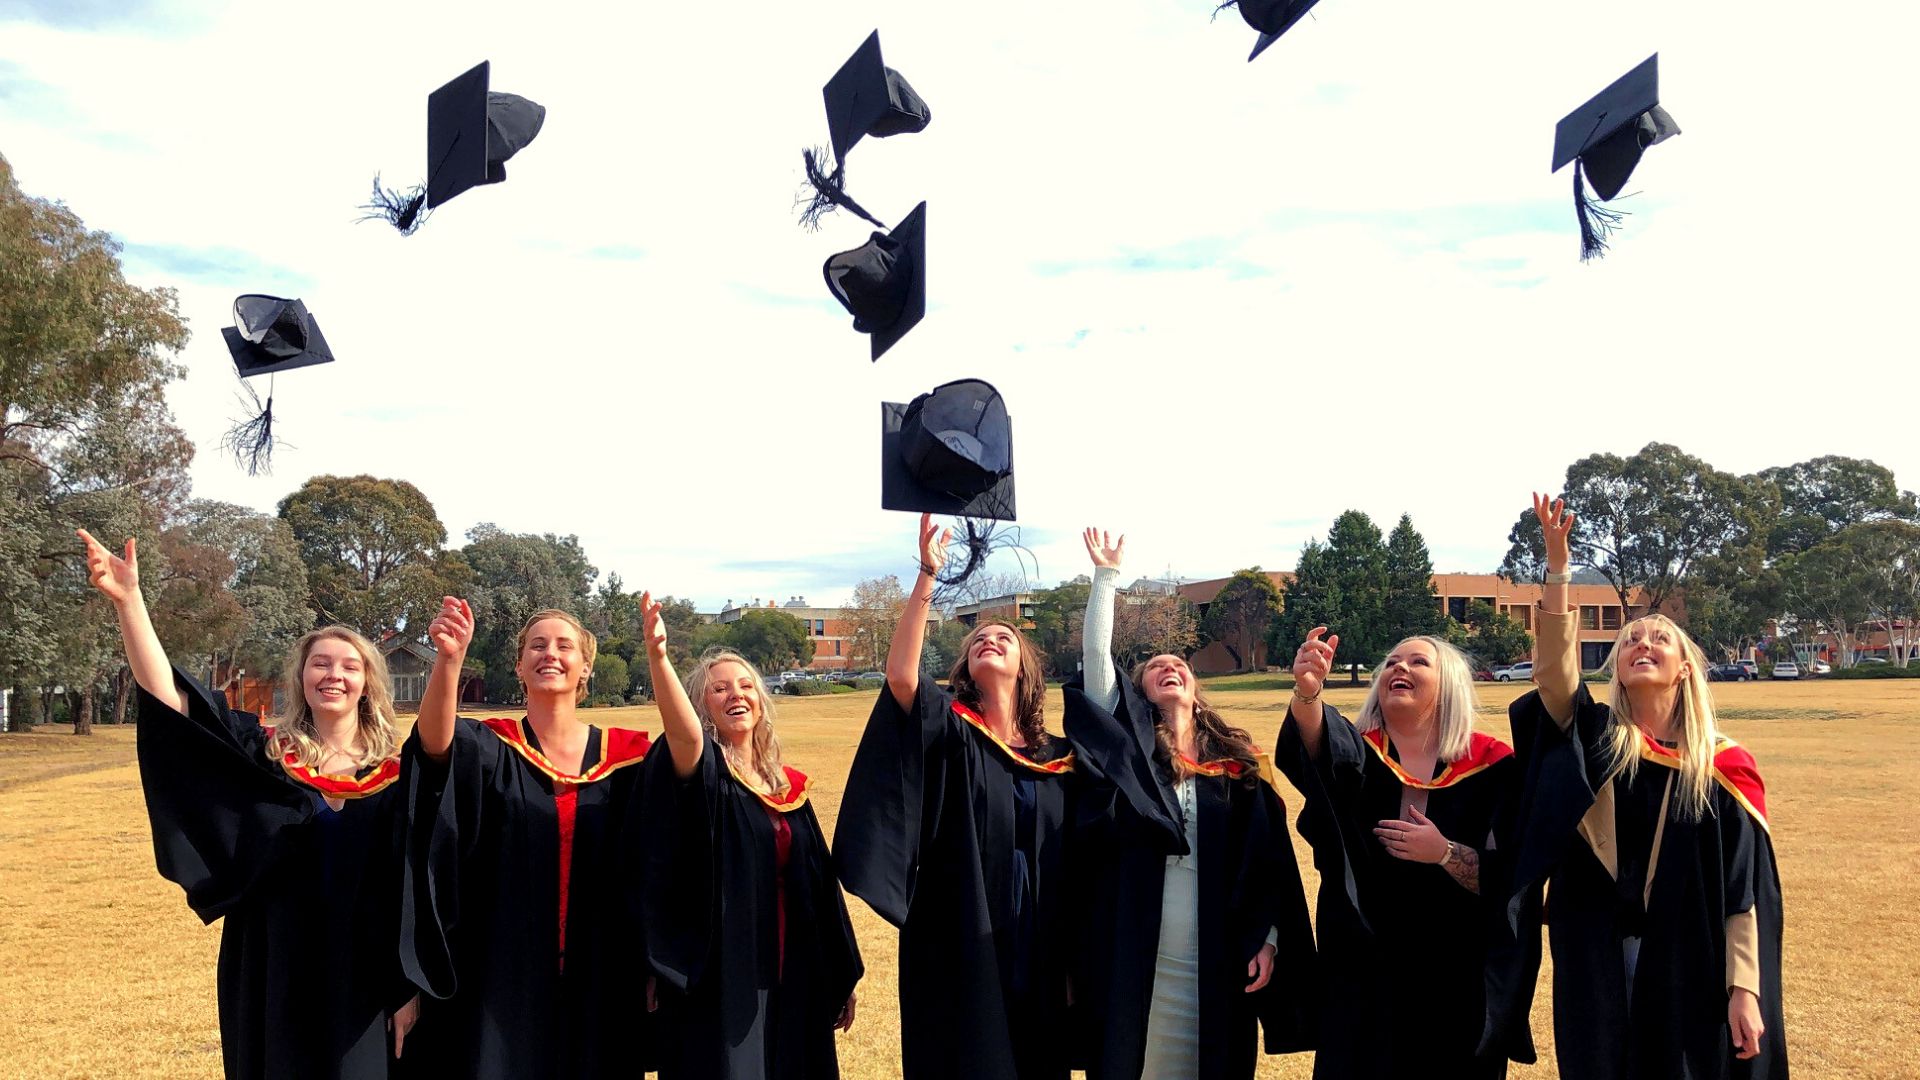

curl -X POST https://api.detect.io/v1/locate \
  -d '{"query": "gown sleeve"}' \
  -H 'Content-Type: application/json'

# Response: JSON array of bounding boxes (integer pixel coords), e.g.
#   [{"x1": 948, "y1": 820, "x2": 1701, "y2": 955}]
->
[
  {"x1": 399, "y1": 718, "x2": 500, "y2": 1000},
  {"x1": 1248, "y1": 774, "x2": 1320, "y2": 1053},
  {"x1": 638, "y1": 738, "x2": 720, "y2": 993},
  {"x1": 832, "y1": 681, "x2": 954, "y2": 928},
  {"x1": 1062, "y1": 660, "x2": 1183, "y2": 851},
  {"x1": 1274, "y1": 702, "x2": 1371, "y2": 933},
  {"x1": 135, "y1": 666, "x2": 313, "y2": 923}
]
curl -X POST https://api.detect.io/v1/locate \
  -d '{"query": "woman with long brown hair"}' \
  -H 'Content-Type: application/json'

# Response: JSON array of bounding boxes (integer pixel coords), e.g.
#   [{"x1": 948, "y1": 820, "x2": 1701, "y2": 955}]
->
[
  {"x1": 835, "y1": 513, "x2": 1077, "y2": 1080},
  {"x1": 1065, "y1": 528, "x2": 1315, "y2": 1079},
  {"x1": 1498, "y1": 495, "x2": 1787, "y2": 1079},
  {"x1": 635, "y1": 599, "x2": 863, "y2": 1080},
  {"x1": 79, "y1": 529, "x2": 421, "y2": 1079},
  {"x1": 403, "y1": 600, "x2": 654, "y2": 1077},
  {"x1": 1278, "y1": 624, "x2": 1522, "y2": 1078}
]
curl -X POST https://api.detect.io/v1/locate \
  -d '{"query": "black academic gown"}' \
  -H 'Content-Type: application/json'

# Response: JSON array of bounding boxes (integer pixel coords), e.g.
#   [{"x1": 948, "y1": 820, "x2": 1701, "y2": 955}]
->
[
  {"x1": 1275, "y1": 703, "x2": 1517, "y2": 1080},
  {"x1": 640, "y1": 735, "x2": 864, "y2": 1080},
  {"x1": 1501, "y1": 687, "x2": 1789, "y2": 1080},
  {"x1": 835, "y1": 682, "x2": 1076, "y2": 1080},
  {"x1": 135, "y1": 668, "x2": 414, "y2": 1080},
  {"x1": 1063, "y1": 667, "x2": 1316, "y2": 1079},
  {"x1": 400, "y1": 716, "x2": 652, "y2": 1079}
]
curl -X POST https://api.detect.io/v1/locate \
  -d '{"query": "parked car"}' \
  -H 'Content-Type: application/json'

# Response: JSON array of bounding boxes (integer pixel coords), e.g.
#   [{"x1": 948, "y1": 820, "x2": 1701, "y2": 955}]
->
[
  {"x1": 1856, "y1": 657, "x2": 1888, "y2": 665},
  {"x1": 1707, "y1": 663, "x2": 1752, "y2": 682},
  {"x1": 1808, "y1": 659, "x2": 1831, "y2": 676},
  {"x1": 1495, "y1": 662, "x2": 1534, "y2": 682},
  {"x1": 1470, "y1": 665, "x2": 1496, "y2": 682},
  {"x1": 1771, "y1": 660, "x2": 1800, "y2": 680},
  {"x1": 1736, "y1": 659, "x2": 1759, "y2": 677}
]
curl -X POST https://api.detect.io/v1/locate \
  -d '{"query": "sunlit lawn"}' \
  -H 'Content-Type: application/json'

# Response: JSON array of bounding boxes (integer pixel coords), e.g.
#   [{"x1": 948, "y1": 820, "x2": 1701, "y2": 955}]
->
[{"x1": 1, "y1": 678, "x2": 1913, "y2": 1078}]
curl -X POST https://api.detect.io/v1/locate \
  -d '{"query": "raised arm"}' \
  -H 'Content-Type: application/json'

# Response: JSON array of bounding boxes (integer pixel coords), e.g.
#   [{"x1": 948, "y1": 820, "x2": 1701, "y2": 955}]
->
[
  {"x1": 1286, "y1": 627, "x2": 1339, "y2": 760},
  {"x1": 416, "y1": 597, "x2": 473, "y2": 763},
  {"x1": 884, "y1": 513, "x2": 949, "y2": 712},
  {"x1": 1530, "y1": 493, "x2": 1581, "y2": 726},
  {"x1": 79, "y1": 530, "x2": 184, "y2": 715},
  {"x1": 640, "y1": 591, "x2": 704, "y2": 778},
  {"x1": 1081, "y1": 527, "x2": 1125, "y2": 712}
]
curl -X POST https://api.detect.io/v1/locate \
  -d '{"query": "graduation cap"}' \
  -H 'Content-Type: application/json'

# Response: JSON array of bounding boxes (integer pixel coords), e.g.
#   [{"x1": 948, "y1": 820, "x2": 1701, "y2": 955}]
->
[
  {"x1": 824, "y1": 200, "x2": 926, "y2": 361},
  {"x1": 882, "y1": 378, "x2": 1021, "y2": 601},
  {"x1": 1552, "y1": 54, "x2": 1680, "y2": 261},
  {"x1": 1216, "y1": 0, "x2": 1323, "y2": 61},
  {"x1": 799, "y1": 30, "x2": 932, "y2": 230},
  {"x1": 359, "y1": 61, "x2": 547, "y2": 236},
  {"x1": 218, "y1": 295, "x2": 335, "y2": 475}
]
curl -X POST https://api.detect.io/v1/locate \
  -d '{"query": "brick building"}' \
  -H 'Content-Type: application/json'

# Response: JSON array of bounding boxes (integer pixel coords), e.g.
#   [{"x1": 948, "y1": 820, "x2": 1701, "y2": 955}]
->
[{"x1": 716, "y1": 596, "x2": 945, "y2": 671}]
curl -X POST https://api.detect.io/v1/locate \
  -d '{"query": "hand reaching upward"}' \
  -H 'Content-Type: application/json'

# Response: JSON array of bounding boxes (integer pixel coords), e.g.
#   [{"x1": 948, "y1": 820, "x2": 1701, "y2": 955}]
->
[
  {"x1": 428, "y1": 597, "x2": 474, "y2": 661},
  {"x1": 640, "y1": 591, "x2": 668, "y2": 658},
  {"x1": 1292, "y1": 626, "x2": 1339, "y2": 701},
  {"x1": 1532, "y1": 492, "x2": 1576, "y2": 573},
  {"x1": 917, "y1": 512, "x2": 951, "y2": 581},
  {"x1": 77, "y1": 530, "x2": 140, "y2": 606},
  {"x1": 1082, "y1": 527, "x2": 1125, "y2": 571}
]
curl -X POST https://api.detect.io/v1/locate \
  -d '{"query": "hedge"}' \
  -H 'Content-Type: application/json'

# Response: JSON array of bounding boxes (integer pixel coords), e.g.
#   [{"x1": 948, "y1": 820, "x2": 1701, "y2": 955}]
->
[
  {"x1": 785, "y1": 680, "x2": 859, "y2": 696},
  {"x1": 1823, "y1": 665, "x2": 1920, "y2": 680}
]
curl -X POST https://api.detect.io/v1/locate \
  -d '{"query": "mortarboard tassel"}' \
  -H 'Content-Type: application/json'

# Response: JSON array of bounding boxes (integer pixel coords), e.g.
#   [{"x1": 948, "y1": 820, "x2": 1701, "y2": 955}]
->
[
  {"x1": 1573, "y1": 160, "x2": 1625, "y2": 262},
  {"x1": 356, "y1": 173, "x2": 431, "y2": 236},
  {"x1": 221, "y1": 380, "x2": 277, "y2": 476},
  {"x1": 929, "y1": 513, "x2": 1031, "y2": 606},
  {"x1": 798, "y1": 148, "x2": 888, "y2": 231}
]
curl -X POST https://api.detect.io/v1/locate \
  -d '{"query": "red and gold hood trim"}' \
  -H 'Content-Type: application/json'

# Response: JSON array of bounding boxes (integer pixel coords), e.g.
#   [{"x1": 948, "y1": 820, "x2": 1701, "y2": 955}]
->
[
  {"x1": 1636, "y1": 731, "x2": 1770, "y2": 831},
  {"x1": 278, "y1": 754, "x2": 401, "y2": 799},
  {"x1": 952, "y1": 702, "x2": 1074, "y2": 775},
  {"x1": 480, "y1": 718, "x2": 651, "y2": 786},
  {"x1": 1362, "y1": 729, "x2": 1513, "y2": 791}
]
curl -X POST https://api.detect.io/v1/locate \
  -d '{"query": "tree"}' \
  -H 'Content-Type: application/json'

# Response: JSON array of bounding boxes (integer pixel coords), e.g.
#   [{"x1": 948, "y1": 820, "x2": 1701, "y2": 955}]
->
[
  {"x1": 1776, "y1": 531, "x2": 1879, "y2": 666},
  {"x1": 459, "y1": 525, "x2": 598, "y2": 703},
  {"x1": 842, "y1": 576, "x2": 907, "y2": 673},
  {"x1": 922, "y1": 618, "x2": 970, "y2": 677},
  {"x1": 1458, "y1": 600, "x2": 1533, "y2": 666},
  {"x1": 626, "y1": 595, "x2": 721, "y2": 698},
  {"x1": 278, "y1": 475, "x2": 456, "y2": 640},
  {"x1": 1757, "y1": 456, "x2": 1918, "y2": 558},
  {"x1": 1027, "y1": 577, "x2": 1091, "y2": 676},
  {"x1": 589, "y1": 653, "x2": 630, "y2": 704},
  {"x1": 1112, "y1": 590, "x2": 1200, "y2": 667},
  {"x1": 1500, "y1": 443, "x2": 1772, "y2": 616},
  {"x1": 1382, "y1": 514, "x2": 1446, "y2": 639},
  {"x1": 1856, "y1": 521, "x2": 1920, "y2": 666},
  {"x1": 1200, "y1": 569, "x2": 1285, "y2": 673},
  {"x1": 721, "y1": 609, "x2": 813, "y2": 674}
]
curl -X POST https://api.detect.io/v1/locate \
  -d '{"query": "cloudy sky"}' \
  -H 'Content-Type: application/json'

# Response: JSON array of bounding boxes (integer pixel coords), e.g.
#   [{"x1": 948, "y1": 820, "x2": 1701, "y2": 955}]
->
[{"x1": 4, "y1": 0, "x2": 1915, "y2": 610}]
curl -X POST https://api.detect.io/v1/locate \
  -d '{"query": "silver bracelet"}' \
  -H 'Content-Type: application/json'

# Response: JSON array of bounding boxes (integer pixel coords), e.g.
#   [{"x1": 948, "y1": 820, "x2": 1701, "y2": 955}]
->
[{"x1": 1544, "y1": 569, "x2": 1573, "y2": 584}]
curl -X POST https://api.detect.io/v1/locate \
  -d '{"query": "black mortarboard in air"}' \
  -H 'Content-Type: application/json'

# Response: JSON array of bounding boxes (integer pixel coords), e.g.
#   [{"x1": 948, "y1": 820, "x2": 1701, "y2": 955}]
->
[
  {"x1": 359, "y1": 61, "x2": 547, "y2": 236},
  {"x1": 1216, "y1": 0, "x2": 1323, "y2": 62},
  {"x1": 882, "y1": 379, "x2": 1020, "y2": 601},
  {"x1": 824, "y1": 200, "x2": 926, "y2": 361},
  {"x1": 219, "y1": 295, "x2": 335, "y2": 475},
  {"x1": 799, "y1": 30, "x2": 932, "y2": 230},
  {"x1": 1552, "y1": 54, "x2": 1680, "y2": 261}
]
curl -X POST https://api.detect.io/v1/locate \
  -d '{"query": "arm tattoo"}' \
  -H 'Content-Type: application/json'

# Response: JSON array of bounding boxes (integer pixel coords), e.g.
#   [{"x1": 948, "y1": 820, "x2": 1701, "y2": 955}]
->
[{"x1": 1443, "y1": 843, "x2": 1481, "y2": 895}]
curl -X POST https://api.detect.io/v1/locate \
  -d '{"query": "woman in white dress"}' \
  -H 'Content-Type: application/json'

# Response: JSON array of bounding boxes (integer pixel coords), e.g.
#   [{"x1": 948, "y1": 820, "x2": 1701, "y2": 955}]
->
[{"x1": 1064, "y1": 528, "x2": 1316, "y2": 1079}]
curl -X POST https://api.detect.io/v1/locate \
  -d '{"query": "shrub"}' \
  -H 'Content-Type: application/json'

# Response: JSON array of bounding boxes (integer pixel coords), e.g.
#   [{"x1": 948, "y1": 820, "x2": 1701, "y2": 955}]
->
[{"x1": 1825, "y1": 665, "x2": 1920, "y2": 680}]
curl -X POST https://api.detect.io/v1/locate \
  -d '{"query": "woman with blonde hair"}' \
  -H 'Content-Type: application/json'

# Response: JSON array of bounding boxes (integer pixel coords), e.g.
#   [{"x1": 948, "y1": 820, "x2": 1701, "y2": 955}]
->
[
  {"x1": 836, "y1": 513, "x2": 1077, "y2": 1080},
  {"x1": 636, "y1": 601, "x2": 862, "y2": 1080},
  {"x1": 1065, "y1": 529, "x2": 1315, "y2": 1079},
  {"x1": 1498, "y1": 495, "x2": 1787, "y2": 1079},
  {"x1": 404, "y1": 600, "x2": 654, "y2": 1077},
  {"x1": 79, "y1": 530, "x2": 421, "y2": 1078},
  {"x1": 1278, "y1": 621, "x2": 1522, "y2": 1078}
]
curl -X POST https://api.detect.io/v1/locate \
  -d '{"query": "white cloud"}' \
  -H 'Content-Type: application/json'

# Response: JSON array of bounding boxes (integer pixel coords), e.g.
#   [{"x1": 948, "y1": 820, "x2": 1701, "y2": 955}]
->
[{"x1": 2, "y1": 0, "x2": 1914, "y2": 610}]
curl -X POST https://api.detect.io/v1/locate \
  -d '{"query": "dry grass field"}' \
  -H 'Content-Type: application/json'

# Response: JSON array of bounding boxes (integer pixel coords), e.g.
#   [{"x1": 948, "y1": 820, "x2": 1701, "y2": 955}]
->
[{"x1": 2, "y1": 678, "x2": 1915, "y2": 1078}]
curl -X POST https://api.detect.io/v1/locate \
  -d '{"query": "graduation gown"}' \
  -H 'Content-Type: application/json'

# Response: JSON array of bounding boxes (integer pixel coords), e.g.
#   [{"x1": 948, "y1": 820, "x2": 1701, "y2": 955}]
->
[
  {"x1": 1275, "y1": 703, "x2": 1518, "y2": 1080},
  {"x1": 135, "y1": 668, "x2": 414, "y2": 1080},
  {"x1": 1502, "y1": 686, "x2": 1789, "y2": 1080},
  {"x1": 400, "y1": 716, "x2": 651, "y2": 1079},
  {"x1": 834, "y1": 682, "x2": 1076, "y2": 1080},
  {"x1": 641, "y1": 736, "x2": 864, "y2": 1080},
  {"x1": 1063, "y1": 669, "x2": 1316, "y2": 1080}
]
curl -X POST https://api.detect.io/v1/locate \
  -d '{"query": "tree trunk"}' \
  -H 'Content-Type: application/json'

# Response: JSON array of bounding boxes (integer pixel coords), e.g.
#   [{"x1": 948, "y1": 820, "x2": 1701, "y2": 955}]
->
[
  {"x1": 74, "y1": 685, "x2": 95, "y2": 736},
  {"x1": 114, "y1": 667, "x2": 133, "y2": 724},
  {"x1": 1349, "y1": 661, "x2": 1362, "y2": 685}
]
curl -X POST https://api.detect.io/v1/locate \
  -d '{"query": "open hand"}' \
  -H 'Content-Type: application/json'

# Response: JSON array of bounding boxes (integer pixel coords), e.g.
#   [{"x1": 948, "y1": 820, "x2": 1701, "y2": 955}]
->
[
  {"x1": 1532, "y1": 492, "x2": 1576, "y2": 573},
  {"x1": 428, "y1": 597, "x2": 474, "y2": 660},
  {"x1": 1729, "y1": 987, "x2": 1764, "y2": 1059},
  {"x1": 1293, "y1": 627, "x2": 1339, "y2": 699},
  {"x1": 1245, "y1": 942, "x2": 1277, "y2": 993},
  {"x1": 1375, "y1": 804, "x2": 1450, "y2": 863},
  {"x1": 1082, "y1": 527, "x2": 1125, "y2": 571},
  {"x1": 916, "y1": 512, "x2": 951, "y2": 580},
  {"x1": 389, "y1": 993, "x2": 421, "y2": 1058},
  {"x1": 640, "y1": 591, "x2": 668, "y2": 657},
  {"x1": 834, "y1": 989, "x2": 857, "y2": 1032},
  {"x1": 77, "y1": 530, "x2": 140, "y2": 605}
]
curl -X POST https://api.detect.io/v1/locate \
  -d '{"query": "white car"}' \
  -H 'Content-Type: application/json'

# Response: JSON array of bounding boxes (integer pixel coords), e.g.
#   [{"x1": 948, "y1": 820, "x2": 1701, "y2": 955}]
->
[
  {"x1": 1495, "y1": 662, "x2": 1534, "y2": 682},
  {"x1": 1772, "y1": 661, "x2": 1800, "y2": 680},
  {"x1": 1808, "y1": 659, "x2": 1831, "y2": 675}
]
